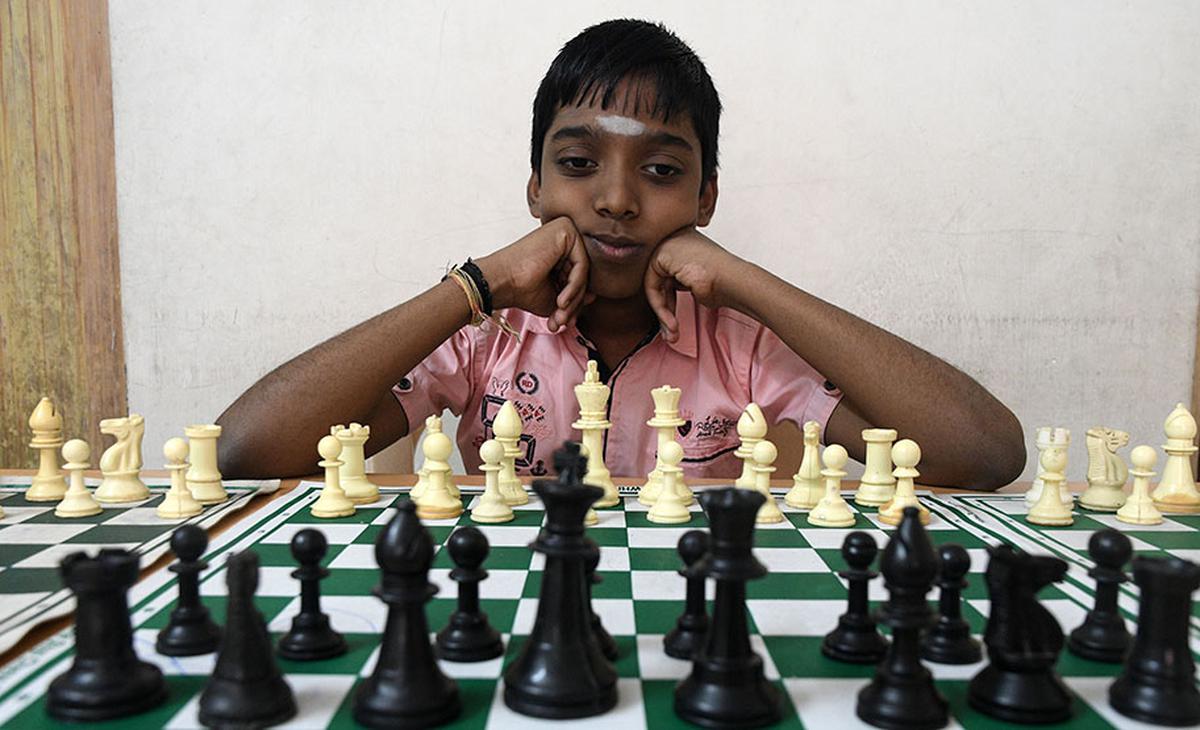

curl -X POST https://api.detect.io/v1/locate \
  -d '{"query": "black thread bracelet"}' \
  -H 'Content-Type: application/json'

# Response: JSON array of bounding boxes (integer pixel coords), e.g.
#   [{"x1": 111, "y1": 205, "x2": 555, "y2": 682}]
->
[{"x1": 459, "y1": 259, "x2": 493, "y2": 315}]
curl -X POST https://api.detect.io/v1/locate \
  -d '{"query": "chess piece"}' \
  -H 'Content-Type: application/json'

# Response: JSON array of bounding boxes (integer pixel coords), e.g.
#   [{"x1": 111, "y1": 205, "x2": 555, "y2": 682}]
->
[
  {"x1": 733, "y1": 403, "x2": 768, "y2": 491},
  {"x1": 675, "y1": 487, "x2": 781, "y2": 728},
  {"x1": 354, "y1": 501, "x2": 460, "y2": 727},
  {"x1": 640, "y1": 385, "x2": 689, "y2": 506},
  {"x1": 1027, "y1": 446, "x2": 1074, "y2": 526},
  {"x1": 1024, "y1": 427, "x2": 1074, "y2": 507},
  {"x1": 648, "y1": 440, "x2": 691, "y2": 524},
  {"x1": 1068, "y1": 529, "x2": 1132, "y2": 663},
  {"x1": 278, "y1": 528, "x2": 347, "y2": 660},
  {"x1": 411, "y1": 430, "x2": 463, "y2": 520},
  {"x1": 822, "y1": 531, "x2": 888, "y2": 664},
  {"x1": 494, "y1": 401, "x2": 529, "y2": 506},
  {"x1": 574, "y1": 360, "x2": 618, "y2": 507},
  {"x1": 156, "y1": 437, "x2": 203, "y2": 519},
  {"x1": 471, "y1": 439, "x2": 515, "y2": 523},
  {"x1": 436, "y1": 526, "x2": 504, "y2": 662},
  {"x1": 808, "y1": 444, "x2": 856, "y2": 528},
  {"x1": 586, "y1": 541, "x2": 619, "y2": 661},
  {"x1": 55, "y1": 439, "x2": 102, "y2": 518},
  {"x1": 878, "y1": 439, "x2": 931, "y2": 526},
  {"x1": 1079, "y1": 426, "x2": 1130, "y2": 511},
  {"x1": 856, "y1": 507, "x2": 949, "y2": 729},
  {"x1": 504, "y1": 442, "x2": 617, "y2": 718},
  {"x1": 967, "y1": 544, "x2": 1071, "y2": 723},
  {"x1": 1152, "y1": 403, "x2": 1200, "y2": 513},
  {"x1": 199, "y1": 550, "x2": 297, "y2": 728},
  {"x1": 27, "y1": 397, "x2": 67, "y2": 501},
  {"x1": 333, "y1": 423, "x2": 380, "y2": 504},
  {"x1": 412, "y1": 415, "x2": 461, "y2": 501},
  {"x1": 1108, "y1": 554, "x2": 1200, "y2": 726},
  {"x1": 94, "y1": 413, "x2": 150, "y2": 503},
  {"x1": 1117, "y1": 445, "x2": 1163, "y2": 525},
  {"x1": 854, "y1": 427, "x2": 897, "y2": 506},
  {"x1": 664, "y1": 529, "x2": 710, "y2": 660},
  {"x1": 922, "y1": 543, "x2": 982, "y2": 664},
  {"x1": 310, "y1": 435, "x2": 356, "y2": 518},
  {"x1": 752, "y1": 440, "x2": 785, "y2": 523},
  {"x1": 577, "y1": 443, "x2": 602, "y2": 526},
  {"x1": 185, "y1": 424, "x2": 227, "y2": 504},
  {"x1": 785, "y1": 420, "x2": 823, "y2": 509},
  {"x1": 46, "y1": 549, "x2": 167, "y2": 722},
  {"x1": 156, "y1": 524, "x2": 221, "y2": 656}
]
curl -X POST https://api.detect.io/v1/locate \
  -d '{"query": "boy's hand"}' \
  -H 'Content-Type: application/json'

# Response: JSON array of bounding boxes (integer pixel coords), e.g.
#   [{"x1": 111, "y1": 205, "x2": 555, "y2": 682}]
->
[
  {"x1": 476, "y1": 217, "x2": 593, "y2": 332},
  {"x1": 644, "y1": 228, "x2": 747, "y2": 342}
]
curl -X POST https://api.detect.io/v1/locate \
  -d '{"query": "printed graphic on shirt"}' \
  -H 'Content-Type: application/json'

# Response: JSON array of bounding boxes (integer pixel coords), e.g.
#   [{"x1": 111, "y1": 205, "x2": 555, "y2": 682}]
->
[{"x1": 479, "y1": 392, "x2": 547, "y2": 476}]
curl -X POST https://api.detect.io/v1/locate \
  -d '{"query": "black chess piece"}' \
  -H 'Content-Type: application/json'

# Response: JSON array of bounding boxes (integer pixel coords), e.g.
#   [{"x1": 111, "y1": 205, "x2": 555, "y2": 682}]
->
[
  {"x1": 503, "y1": 442, "x2": 618, "y2": 719},
  {"x1": 435, "y1": 526, "x2": 505, "y2": 662},
  {"x1": 585, "y1": 540, "x2": 619, "y2": 660},
  {"x1": 856, "y1": 507, "x2": 949, "y2": 730},
  {"x1": 354, "y1": 500, "x2": 461, "y2": 728},
  {"x1": 822, "y1": 531, "x2": 889, "y2": 664},
  {"x1": 198, "y1": 550, "x2": 297, "y2": 728},
  {"x1": 1109, "y1": 554, "x2": 1200, "y2": 726},
  {"x1": 277, "y1": 528, "x2": 348, "y2": 660},
  {"x1": 1068, "y1": 528, "x2": 1132, "y2": 663},
  {"x1": 156, "y1": 524, "x2": 221, "y2": 656},
  {"x1": 674, "y1": 487, "x2": 781, "y2": 729},
  {"x1": 967, "y1": 543, "x2": 1071, "y2": 724},
  {"x1": 46, "y1": 550, "x2": 167, "y2": 722},
  {"x1": 921, "y1": 543, "x2": 982, "y2": 664},
  {"x1": 663, "y1": 529, "x2": 710, "y2": 660}
]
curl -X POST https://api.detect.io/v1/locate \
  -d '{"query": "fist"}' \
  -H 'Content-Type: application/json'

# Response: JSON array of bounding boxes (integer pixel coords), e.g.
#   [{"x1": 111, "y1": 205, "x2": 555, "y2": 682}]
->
[{"x1": 644, "y1": 228, "x2": 744, "y2": 341}]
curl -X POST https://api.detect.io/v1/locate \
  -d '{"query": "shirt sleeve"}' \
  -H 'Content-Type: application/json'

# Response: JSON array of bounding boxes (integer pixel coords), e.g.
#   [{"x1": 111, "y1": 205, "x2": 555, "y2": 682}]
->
[
  {"x1": 391, "y1": 327, "x2": 478, "y2": 428},
  {"x1": 748, "y1": 325, "x2": 844, "y2": 441}
]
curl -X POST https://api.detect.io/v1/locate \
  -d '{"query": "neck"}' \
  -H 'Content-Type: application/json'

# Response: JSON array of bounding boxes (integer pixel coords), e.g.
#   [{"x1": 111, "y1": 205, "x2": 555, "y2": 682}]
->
[{"x1": 577, "y1": 294, "x2": 658, "y2": 342}]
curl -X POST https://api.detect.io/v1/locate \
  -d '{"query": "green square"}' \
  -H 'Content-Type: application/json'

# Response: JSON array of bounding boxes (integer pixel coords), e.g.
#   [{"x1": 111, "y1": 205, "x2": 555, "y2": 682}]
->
[
  {"x1": 467, "y1": 510, "x2": 544, "y2": 528},
  {"x1": 939, "y1": 679, "x2": 1114, "y2": 728},
  {"x1": 64, "y1": 525, "x2": 165, "y2": 545},
  {"x1": 763, "y1": 635, "x2": 877, "y2": 679},
  {"x1": 930, "y1": 530, "x2": 992, "y2": 549},
  {"x1": 0, "y1": 567, "x2": 62, "y2": 594},
  {"x1": 25, "y1": 507, "x2": 114, "y2": 524},
  {"x1": 434, "y1": 545, "x2": 532, "y2": 570},
  {"x1": 614, "y1": 635, "x2": 640, "y2": 676},
  {"x1": 323, "y1": 567, "x2": 382, "y2": 596},
  {"x1": 1053, "y1": 650, "x2": 1124, "y2": 678},
  {"x1": 327, "y1": 677, "x2": 497, "y2": 730},
  {"x1": 251, "y1": 542, "x2": 346, "y2": 568},
  {"x1": 289, "y1": 508, "x2": 387, "y2": 524},
  {"x1": 1128, "y1": 531, "x2": 1200, "y2": 550},
  {"x1": 4, "y1": 675, "x2": 208, "y2": 729},
  {"x1": 625, "y1": 512, "x2": 710, "y2": 529},
  {"x1": 588, "y1": 528, "x2": 629, "y2": 547},
  {"x1": 753, "y1": 530, "x2": 809, "y2": 548},
  {"x1": 630, "y1": 547, "x2": 686, "y2": 571},
  {"x1": 1025, "y1": 514, "x2": 1106, "y2": 532},
  {"x1": 0, "y1": 543, "x2": 51, "y2": 567},
  {"x1": 1166, "y1": 515, "x2": 1200, "y2": 529},
  {"x1": 815, "y1": 548, "x2": 878, "y2": 574},
  {"x1": 641, "y1": 678, "x2": 801, "y2": 729},
  {"x1": 354, "y1": 525, "x2": 384, "y2": 545},
  {"x1": 141, "y1": 595, "x2": 295, "y2": 629},
  {"x1": 747, "y1": 572, "x2": 845, "y2": 600},
  {"x1": 787, "y1": 512, "x2": 874, "y2": 532},
  {"x1": 522, "y1": 570, "x2": 631, "y2": 599},
  {"x1": 634, "y1": 600, "x2": 686, "y2": 634},
  {"x1": 427, "y1": 598, "x2": 520, "y2": 634}
]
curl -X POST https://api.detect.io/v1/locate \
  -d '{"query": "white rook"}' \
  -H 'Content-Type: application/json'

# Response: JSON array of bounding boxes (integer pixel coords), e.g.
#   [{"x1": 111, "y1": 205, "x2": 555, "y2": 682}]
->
[{"x1": 185, "y1": 424, "x2": 227, "y2": 504}]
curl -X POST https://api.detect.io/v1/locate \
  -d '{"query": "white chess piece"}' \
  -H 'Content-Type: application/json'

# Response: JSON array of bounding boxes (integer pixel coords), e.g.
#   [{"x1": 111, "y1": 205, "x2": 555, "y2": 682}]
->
[
  {"x1": 877, "y1": 439, "x2": 931, "y2": 526},
  {"x1": 157, "y1": 437, "x2": 203, "y2": 519},
  {"x1": 808, "y1": 444, "x2": 856, "y2": 528},
  {"x1": 785, "y1": 420, "x2": 823, "y2": 509},
  {"x1": 56, "y1": 439, "x2": 102, "y2": 518},
  {"x1": 94, "y1": 414, "x2": 150, "y2": 503},
  {"x1": 647, "y1": 441, "x2": 691, "y2": 524},
  {"x1": 1024, "y1": 427, "x2": 1074, "y2": 507},
  {"x1": 1117, "y1": 445, "x2": 1163, "y2": 526},
  {"x1": 471, "y1": 440, "x2": 514, "y2": 523},
  {"x1": 1078, "y1": 426, "x2": 1129, "y2": 512},
  {"x1": 27, "y1": 397, "x2": 67, "y2": 501},
  {"x1": 412, "y1": 430, "x2": 463, "y2": 520},
  {"x1": 733, "y1": 403, "x2": 768, "y2": 490},
  {"x1": 185, "y1": 424, "x2": 228, "y2": 504},
  {"x1": 333, "y1": 423, "x2": 380, "y2": 504},
  {"x1": 854, "y1": 428, "x2": 897, "y2": 506},
  {"x1": 1028, "y1": 447, "x2": 1074, "y2": 526},
  {"x1": 494, "y1": 401, "x2": 529, "y2": 506},
  {"x1": 310, "y1": 435, "x2": 356, "y2": 519},
  {"x1": 1152, "y1": 403, "x2": 1200, "y2": 513},
  {"x1": 574, "y1": 361, "x2": 619, "y2": 508},
  {"x1": 752, "y1": 440, "x2": 785, "y2": 524},
  {"x1": 411, "y1": 415, "x2": 460, "y2": 500},
  {"x1": 639, "y1": 385, "x2": 689, "y2": 506}
]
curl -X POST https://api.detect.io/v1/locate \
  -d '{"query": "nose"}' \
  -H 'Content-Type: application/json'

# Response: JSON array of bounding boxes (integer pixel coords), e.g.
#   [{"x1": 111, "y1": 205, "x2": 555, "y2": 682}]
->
[{"x1": 593, "y1": 169, "x2": 638, "y2": 220}]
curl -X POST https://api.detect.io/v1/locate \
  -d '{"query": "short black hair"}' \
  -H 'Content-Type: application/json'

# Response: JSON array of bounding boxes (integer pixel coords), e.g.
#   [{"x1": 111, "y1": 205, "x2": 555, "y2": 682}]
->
[{"x1": 531, "y1": 19, "x2": 721, "y2": 185}]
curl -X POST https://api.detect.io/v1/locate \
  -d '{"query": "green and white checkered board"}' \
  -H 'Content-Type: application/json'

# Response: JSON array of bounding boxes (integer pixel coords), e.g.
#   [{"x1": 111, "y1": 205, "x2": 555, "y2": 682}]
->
[
  {"x1": 0, "y1": 485, "x2": 1197, "y2": 729},
  {"x1": 0, "y1": 477, "x2": 278, "y2": 654}
]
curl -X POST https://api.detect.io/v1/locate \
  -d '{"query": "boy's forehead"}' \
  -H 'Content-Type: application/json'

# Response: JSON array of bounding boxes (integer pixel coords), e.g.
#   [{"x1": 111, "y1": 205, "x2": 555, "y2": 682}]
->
[{"x1": 547, "y1": 100, "x2": 698, "y2": 145}]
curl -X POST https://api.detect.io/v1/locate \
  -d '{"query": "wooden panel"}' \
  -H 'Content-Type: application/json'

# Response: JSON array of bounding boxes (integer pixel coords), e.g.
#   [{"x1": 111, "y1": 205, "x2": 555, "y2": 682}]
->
[{"x1": 0, "y1": 0, "x2": 125, "y2": 467}]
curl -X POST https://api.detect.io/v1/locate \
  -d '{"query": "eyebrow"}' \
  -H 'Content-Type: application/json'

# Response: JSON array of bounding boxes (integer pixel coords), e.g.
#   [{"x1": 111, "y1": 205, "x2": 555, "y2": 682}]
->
[{"x1": 549, "y1": 124, "x2": 695, "y2": 152}]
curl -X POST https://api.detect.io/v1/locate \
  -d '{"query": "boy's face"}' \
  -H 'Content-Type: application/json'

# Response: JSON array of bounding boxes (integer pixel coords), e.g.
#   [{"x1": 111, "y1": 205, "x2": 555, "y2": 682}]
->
[{"x1": 528, "y1": 80, "x2": 717, "y2": 302}]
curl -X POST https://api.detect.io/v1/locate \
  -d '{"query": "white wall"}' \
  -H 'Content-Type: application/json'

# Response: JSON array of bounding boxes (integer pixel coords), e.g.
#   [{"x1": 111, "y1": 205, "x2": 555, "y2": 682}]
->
[{"x1": 108, "y1": 1, "x2": 1200, "y2": 480}]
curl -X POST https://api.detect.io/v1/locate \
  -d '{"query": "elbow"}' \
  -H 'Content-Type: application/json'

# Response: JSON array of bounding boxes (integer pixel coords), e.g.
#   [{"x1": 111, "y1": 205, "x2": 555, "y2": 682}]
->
[{"x1": 962, "y1": 409, "x2": 1027, "y2": 492}]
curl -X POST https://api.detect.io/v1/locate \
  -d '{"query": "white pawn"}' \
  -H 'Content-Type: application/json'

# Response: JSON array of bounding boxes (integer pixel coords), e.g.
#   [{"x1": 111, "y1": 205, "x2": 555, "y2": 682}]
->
[
  {"x1": 752, "y1": 441, "x2": 785, "y2": 524},
  {"x1": 808, "y1": 444, "x2": 856, "y2": 528},
  {"x1": 310, "y1": 435, "x2": 356, "y2": 519},
  {"x1": 785, "y1": 420, "x2": 823, "y2": 509},
  {"x1": 647, "y1": 441, "x2": 691, "y2": 524},
  {"x1": 877, "y1": 439, "x2": 931, "y2": 526},
  {"x1": 412, "y1": 431, "x2": 463, "y2": 520},
  {"x1": 411, "y1": 415, "x2": 460, "y2": 501},
  {"x1": 1117, "y1": 446, "x2": 1164, "y2": 526},
  {"x1": 734, "y1": 403, "x2": 768, "y2": 489},
  {"x1": 1152, "y1": 403, "x2": 1200, "y2": 513},
  {"x1": 470, "y1": 440, "x2": 514, "y2": 524},
  {"x1": 56, "y1": 439, "x2": 102, "y2": 518},
  {"x1": 494, "y1": 401, "x2": 528, "y2": 506},
  {"x1": 1028, "y1": 447, "x2": 1074, "y2": 526},
  {"x1": 157, "y1": 437, "x2": 203, "y2": 520},
  {"x1": 1024, "y1": 427, "x2": 1074, "y2": 507}
]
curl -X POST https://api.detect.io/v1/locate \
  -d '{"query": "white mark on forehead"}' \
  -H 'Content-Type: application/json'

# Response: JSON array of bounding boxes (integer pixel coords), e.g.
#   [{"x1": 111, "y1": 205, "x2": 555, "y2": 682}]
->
[{"x1": 596, "y1": 115, "x2": 647, "y2": 136}]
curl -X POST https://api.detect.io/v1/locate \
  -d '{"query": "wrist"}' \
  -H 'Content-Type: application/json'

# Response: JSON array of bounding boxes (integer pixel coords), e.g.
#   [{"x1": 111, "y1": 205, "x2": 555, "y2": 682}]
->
[
  {"x1": 714, "y1": 256, "x2": 759, "y2": 313},
  {"x1": 473, "y1": 254, "x2": 513, "y2": 310}
]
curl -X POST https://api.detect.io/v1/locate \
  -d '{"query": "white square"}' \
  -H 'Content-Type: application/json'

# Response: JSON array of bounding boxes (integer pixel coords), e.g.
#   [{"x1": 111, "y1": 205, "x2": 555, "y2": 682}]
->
[
  {"x1": 474, "y1": 525, "x2": 541, "y2": 547},
  {"x1": 1042, "y1": 530, "x2": 1157, "y2": 552},
  {"x1": 262, "y1": 522, "x2": 370, "y2": 546},
  {"x1": 756, "y1": 511, "x2": 800, "y2": 529},
  {"x1": 527, "y1": 546, "x2": 629, "y2": 572},
  {"x1": 437, "y1": 635, "x2": 509, "y2": 679},
  {"x1": 510, "y1": 494, "x2": 544, "y2": 511},
  {"x1": 0, "y1": 524, "x2": 93, "y2": 544},
  {"x1": 13, "y1": 543, "x2": 141, "y2": 568},
  {"x1": 512, "y1": 598, "x2": 539, "y2": 634},
  {"x1": 267, "y1": 595, "x2": 388, "y2": 635},
  {"x1": 328, "y1": 544, "x2": 377, "y2": 570},
  {"x1": 748, "y1": 599, "x2": 847, "y2": 636},
  {"x1": 1090, "y1": 514, "x2": 1194, "y2": 532},
  {"x1": 591, "y1": 510, "x2": 627, "y2": 528},
  {"x1": 137, "y1": 629, "x2": 217, "y2": 676},
  {"x1": 798, "y1": 528, "x2": 888, "y2": 550},
  {"x1": 786, "y1": 678, "x2": 966, "y2": 730},
  {"x1": 200, "y1": 566, "x2": 297, "y2": 596},
  {"x1": 636, "y1": 634, "x2": 692, "y2": 679},
  {"x1": 165, "y1": 673, "x2": 355, "y2": 729},
  {"x1": 749, "y1": 634, "x2": 780, "y2": 679},
  {"x1": 483, "y1": 678, "x2": 646, "y2": 730},
  {"x1": 371, "y1": 507, "x2": 398, "y2": 525},
  {"x1": 627, "y1": 527, "x2": 693, "y2": 548},
  {"x1": 864, "y1": 512, "x2": 950, "y2": 530},
  {"x1": 100, "y1": 507, "x2": 177, "y2": 525},
  {"x1": 592, "y1": 599, "x2": 636, "y2": 635},
  {"x1": 0, "y1": 507, "x2": 52, "y2": 524},
  {"x1": 430, "y1": 568, "x2": 528, "y2": 600},
  {"x1": 631, "y1": 571, "x2": 712, "y2": 601},
  {"x1": 753, "y1": 547, "x2": 828, "y2": 573}
]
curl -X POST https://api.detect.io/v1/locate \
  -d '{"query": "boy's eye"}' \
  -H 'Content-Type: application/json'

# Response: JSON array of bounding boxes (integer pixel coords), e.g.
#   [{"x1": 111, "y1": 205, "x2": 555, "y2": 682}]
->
[
  {"x1": 557, "y1": 157, "x2": 596, "y2": 172},
  {"x1": 644, "y1": 163, "x2": 681, "y2": 178}
]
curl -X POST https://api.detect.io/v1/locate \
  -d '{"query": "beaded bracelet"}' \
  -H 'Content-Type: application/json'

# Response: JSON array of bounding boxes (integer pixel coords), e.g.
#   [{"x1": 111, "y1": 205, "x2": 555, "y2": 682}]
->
[{"x1": 443, "y1": 261, "x2": 520, "y2": 340}]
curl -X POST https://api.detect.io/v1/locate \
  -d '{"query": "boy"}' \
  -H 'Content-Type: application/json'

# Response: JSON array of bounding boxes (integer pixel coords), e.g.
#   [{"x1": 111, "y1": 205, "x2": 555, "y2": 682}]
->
[{"x1": 216, "y1": 19, "x2": 1024, "y2": 489}]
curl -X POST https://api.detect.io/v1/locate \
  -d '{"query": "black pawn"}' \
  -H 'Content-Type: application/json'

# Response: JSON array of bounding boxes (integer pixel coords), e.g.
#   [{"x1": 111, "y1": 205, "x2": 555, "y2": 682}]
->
[
  {"x1": 47, "y1": 550, "x2": 167, "y2": 722},
  {"x1": 354, "y1": 501, "x2": 460, "y2": 727},
  {"x1": 1109, "y1": 555, "x2": 1200, "y2": 726},
  {"x1": 435, "y1": 526, "x2": 504, "y2": 662},
  {"x1": 586, "y1": 540, "x2": 619, "y2": 660},
  {"x1": 277, "y1": 528, "x2": 347, "y2": 660},
  {"x1": 921, "y1": 543, "x2": 982, "y2": 664},
  {"x1": 674, "y1": 487, "x2": 781, "y2": 729},
  {"x1": 199, "y1": 550, "x2": 297, "y2": 728},
  {"x1": 663, "y1": 529, "x2": 710, "y2": 660},
  {"x1": 856, "y1": 507, "x2": 949, "y2": 730},
  {"x1": 156, "y1": 524, "x2": 221, "y2": 656},
  {"x1": 822, "y1": 531, "x2": 888, "y2": 664},
  {"x1": 1068, "y1": 528, "x2": 1132, "y2": 662}
]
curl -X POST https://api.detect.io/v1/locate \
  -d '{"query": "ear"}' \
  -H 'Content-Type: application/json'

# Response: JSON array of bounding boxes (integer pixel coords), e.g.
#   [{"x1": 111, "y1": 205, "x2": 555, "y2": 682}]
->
[
  {"x1": 696, "y1": 173, "x2": 718, "y2": 227},
  {"x1": 526, "y1": 171, "x2": 542, "y2": 218}
]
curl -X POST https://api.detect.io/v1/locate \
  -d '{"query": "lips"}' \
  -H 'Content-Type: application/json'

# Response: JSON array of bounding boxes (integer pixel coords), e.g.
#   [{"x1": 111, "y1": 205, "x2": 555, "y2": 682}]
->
[{"x1": 586, "y1": 234, "x2": 643, "y2": 262}]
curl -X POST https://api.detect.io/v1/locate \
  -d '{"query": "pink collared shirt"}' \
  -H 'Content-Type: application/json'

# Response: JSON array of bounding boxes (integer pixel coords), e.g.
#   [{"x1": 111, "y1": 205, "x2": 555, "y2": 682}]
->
[{"x1": 392, "y1": 292, "x2": 842, "y2": 479}]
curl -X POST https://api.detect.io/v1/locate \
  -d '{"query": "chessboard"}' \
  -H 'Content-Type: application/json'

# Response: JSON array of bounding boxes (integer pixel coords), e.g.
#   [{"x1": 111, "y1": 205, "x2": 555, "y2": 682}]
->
[
  {"x1": 0, "y1": 476, "x2": 279, "y2": 654},
  {"x1": 0, "y1": 484, "x2": 1195, "y2": 729}
]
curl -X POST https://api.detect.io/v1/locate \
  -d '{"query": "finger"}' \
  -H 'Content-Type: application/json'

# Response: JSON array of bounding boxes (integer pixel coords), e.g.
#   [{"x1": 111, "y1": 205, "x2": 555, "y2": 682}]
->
[
  {"x1": 644, "y1": 263, "x2": 679, "y2": 340},
  {"x1": 556, "y1": 234, "x2": 590, "y2": 310}
]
